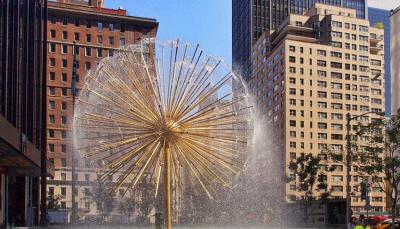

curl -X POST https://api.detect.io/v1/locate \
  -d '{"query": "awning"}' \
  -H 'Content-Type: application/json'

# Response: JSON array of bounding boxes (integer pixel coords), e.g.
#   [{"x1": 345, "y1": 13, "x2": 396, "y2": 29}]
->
[{"x1": 0, "y1": 115, "x2": 54, "y2": 177}]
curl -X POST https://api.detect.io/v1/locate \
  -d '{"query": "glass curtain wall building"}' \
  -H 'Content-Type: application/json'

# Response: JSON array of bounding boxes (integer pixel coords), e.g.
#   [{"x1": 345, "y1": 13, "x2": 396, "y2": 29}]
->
[
  {"x1": 369, "y1": 7, "x2": 391, "y2": 115},
  {"x1": 232, "y1": 0, "x2": 367, "y2": 80}
]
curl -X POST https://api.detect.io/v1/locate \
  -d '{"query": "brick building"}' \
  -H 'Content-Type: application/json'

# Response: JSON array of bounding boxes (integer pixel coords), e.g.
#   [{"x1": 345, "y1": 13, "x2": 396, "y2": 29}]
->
[{"x1": 46, "y1": 0, "x2": 158, "y2": 221}]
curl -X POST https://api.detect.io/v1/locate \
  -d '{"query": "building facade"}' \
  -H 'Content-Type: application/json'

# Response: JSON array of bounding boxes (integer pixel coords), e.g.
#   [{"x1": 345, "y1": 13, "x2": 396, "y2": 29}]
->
[
  {"x1": 391, "y1": 6, "x2": 400, "y2": 115},
  {"x1": 46, "y1": 0, "x2": 158, "y2": 221},
  {"x1": 232, "y1": 0, "x2": 368, "y2": 80},
  {"x1": 0, "y1": 0, "x2": 54, "y2": 227},
  {"x1": 250, "y1": 4, "x2": 386, "y2": 213},
  {"x1": 368, "y1": 7, "x2": 391, "y2": 115}
]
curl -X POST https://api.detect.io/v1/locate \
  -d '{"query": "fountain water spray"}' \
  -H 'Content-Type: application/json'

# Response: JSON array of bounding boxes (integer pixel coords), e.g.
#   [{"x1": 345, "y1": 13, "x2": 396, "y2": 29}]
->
[{"x1": 73, "y1": 39, "x2": 254, "y2": 228}]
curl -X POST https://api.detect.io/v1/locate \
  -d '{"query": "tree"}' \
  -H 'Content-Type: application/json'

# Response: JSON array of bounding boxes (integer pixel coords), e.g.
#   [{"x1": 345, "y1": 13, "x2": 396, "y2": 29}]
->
[
  {"x1": 355, "y1": 111, "x2": 400, "y2": 225},
  {"x1": 136, "y1": 180, "x2": 155, "y2": 224},
  {"x1": 118, "y1": 193, "x2": 136, "y2": 223},
  {"x1": 47, "y1": 194, "x2": 62, "y2": 210},
  {"x1": 85, "y1": 175, "x2": 116, "y2": 222},
  {"x1": 287, "y1": 153, "x2": 330, "y2": 224}
]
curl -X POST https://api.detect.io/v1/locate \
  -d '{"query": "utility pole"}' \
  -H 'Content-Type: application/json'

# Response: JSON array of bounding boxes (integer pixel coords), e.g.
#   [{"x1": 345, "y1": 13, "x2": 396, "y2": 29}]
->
[
  {"x1": 71, "y1": 41, "x2": 79, "y2": 224},
  {"x1": 345, "y1": 111, "x2": 385, "y2": 229},
  {"x1": 346, "y1": 112, "x2": 352, "y2": 229}
]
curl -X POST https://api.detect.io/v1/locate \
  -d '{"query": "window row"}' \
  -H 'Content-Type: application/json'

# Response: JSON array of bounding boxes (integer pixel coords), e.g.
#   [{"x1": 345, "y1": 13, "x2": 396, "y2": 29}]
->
[{"x1": 49, "y1": 16, "x2": 125, "y2": 32}]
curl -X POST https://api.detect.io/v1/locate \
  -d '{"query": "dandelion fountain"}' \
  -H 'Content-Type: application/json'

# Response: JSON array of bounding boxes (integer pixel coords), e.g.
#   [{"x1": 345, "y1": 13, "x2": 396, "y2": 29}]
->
[{"x1": 73, "y1": 39, "x2": 255, "y2": 228}]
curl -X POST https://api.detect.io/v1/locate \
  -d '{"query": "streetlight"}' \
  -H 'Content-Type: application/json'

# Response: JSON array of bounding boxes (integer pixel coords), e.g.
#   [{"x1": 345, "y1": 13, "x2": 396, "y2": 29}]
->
[{"x1": 345, "y1": 110, "x2": 385, "y2": 229}]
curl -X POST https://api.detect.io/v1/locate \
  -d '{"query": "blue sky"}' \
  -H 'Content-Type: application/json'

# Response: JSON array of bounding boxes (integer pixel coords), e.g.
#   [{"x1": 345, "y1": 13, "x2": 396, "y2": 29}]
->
[{"x1": 105, "y1": 0, "x2": 232, "y2": 64}]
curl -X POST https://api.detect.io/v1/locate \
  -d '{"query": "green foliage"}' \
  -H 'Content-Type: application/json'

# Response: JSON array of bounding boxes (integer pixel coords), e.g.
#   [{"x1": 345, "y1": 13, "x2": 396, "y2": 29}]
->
[
  {"x1": 85, "y1": 175, "x2": 116, "y2": 222},
  {"x1": 118, "y1": 193, "x2": 136, "y2": 222},
  {"x1": 354, "y1": 111, "x2": 400, "y2": 223},
  {"x1": 47, "y1": 194, "x2": 62, "y2": 210},
  {"x1": 287, "y1": 153, "x2": 331, "y2": 223},
  {"x1": 374, "y1": 22, "x2": 384, "y2": 29}
]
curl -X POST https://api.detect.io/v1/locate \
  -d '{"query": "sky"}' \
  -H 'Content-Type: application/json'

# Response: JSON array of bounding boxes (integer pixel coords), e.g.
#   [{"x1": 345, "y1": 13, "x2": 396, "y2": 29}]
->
[
  {"x1": 369, "y1": 0, "x2": 400, "y2": 9},
  {"x1": 105, "y1": 0, "x2": 232, "y2": 64},
  {"x1": 105, "y1": 0, "x2": 399, "y2": 66}
]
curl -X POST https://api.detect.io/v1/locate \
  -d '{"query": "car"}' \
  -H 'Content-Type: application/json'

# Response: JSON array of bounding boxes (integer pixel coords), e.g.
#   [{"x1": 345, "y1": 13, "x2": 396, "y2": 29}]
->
[{"x1": 376, "y1": 219, "x2": 400, "y2": 229}]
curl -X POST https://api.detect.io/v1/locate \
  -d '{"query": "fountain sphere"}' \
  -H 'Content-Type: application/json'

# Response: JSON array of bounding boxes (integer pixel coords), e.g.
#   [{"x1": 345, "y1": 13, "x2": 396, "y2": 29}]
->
[{"x1": 73, "y1": 39, "x2": 253, "y2": 228}]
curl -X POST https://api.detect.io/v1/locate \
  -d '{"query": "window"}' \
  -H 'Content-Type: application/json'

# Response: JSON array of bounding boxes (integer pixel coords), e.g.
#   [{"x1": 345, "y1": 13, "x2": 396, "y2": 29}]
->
[
  {"x1": 73, "y1": 46, "x2": 79, "y2": 55},
  {"x1": 62, "y1": 59, "x2": 68, "y2": 68},
  {"x1": 290, "y1": 120, "x2": 296, "y2": 127},
  {"x1": 49, "y1": 72, "x2": 56, "y2": 81},
  {"x1": 61, "y1": 130, "x2": 67, "y2": 139},
  {"x1": 331, "y1": 134, "x2": 343, "y2": 140},
  {"x1": 61, "y1": 102, "x2": 67, "y2": 110},
  {"x1": 74, "y1": 32, "x2": 80, "y2": 41},
  {"x1": 109, "y1": 36, "x2": 114, "y2": 45},
  {"x1": 61, "y1": 186, "x2": 67, "y2": 196},
  {"x1": 289, "y1": 110, "x2": 296, "y2": 116},
  {"x1": 317, "y1": 49, "x2": 326, "y2": 56},
  {"x1": 120, "y1": 24, "x2": 126, "y2": 32},
  {"x1": 49, "y1": 43, "x2": 56, "y2": 53},
  {"x1": 289, "y1": 56, "x2": 295, "y2": 63},
  {"x1": 289, "y1": 67, "x2": 296, "y2": 73},
  {"x1": 351, "y1": 24, "x2": 356, "y2": 30},
  {"x1": 49, "y1": 115, "x2": 55, "y2": 124},
  {"x1": 318, "y1": 122, "x2": 327, "y2": 129},
  {"x1": 331, "y1": 62, "x2": 342, "y2": 69},
  {"x1": 62, "y1": 88, "x2": 67, "y2": 96},
  {"x1": 331, "y1": 175, "x2": 343, "y2": 182},
  {"x1": 109, "y1": 23, "x2": 114, "y2": 31},
  {"x1": 49, "y1": 144, "x2": 55, "y2": 152},
  {"x1": 61, "y1": 144, "x2": 66, "y2": 153},
  {"x1": 50, "y1": 29, "x2": 56, "y2": 38},
  {"x1": 97, "y1": 35, "x2": 103, "y2": 44},
  {"x1": 61, "y1": 158, "x2": 67, "y2": 167},
  {"x1": 318, "y1": 133, "x2": 327, "y2": 140},
  {"x1": 61, "y1": 116, "x2": 67, "y2": 125},
  {"x1": 97, "y1": 48, "x2": 103, "y2": 58},
  {"x1": 61, "y1": 44, "x2": 68, "y2": 54},
  {"x1": 318, "y1": 71, "x2": 327, "y2": 78},
  {"x1": 49, "y1": 87, "x2": 56, "y2": 95},
  {"x1": 49, "y1": 101, "x2": 56, "y2": 109},
  {"x1": 86, "y1": 19, "x2": 91, "y2": 28},
  {"x1": 62, "y1": 31, "x2": 68, "y2": 40},
  {"x1": 74, "y1": 19, "x2": 80, "y2": 27},
  {"x1": 86, "y1": 34, "x2": 91, "y2": 42},
  {"x1": 290, "y1": 142, "x2": 296, "y2": 148},
  {"x1": 48, "y1": 129, "x2": 55, "y2": 138},
  {"x1": 330, "y1": 51, "x2": 342, "y2": 58},
  {"x1": 331, "y1": 31, "x2": 342, "y2": 38},
  {"x1": 97, "y1": 22, "x2": 103, "y2": 30},
  {"x1": 359, "y1": 25, "x2": 368, "y2": 32},
  {"x1": 62, "y1": 18, "x2": 68, "y2": 25},
  {"x1": 290, "y1": 131, "x2": 296, "y2": 137},
  {"x1": 289, "y1": 46, "x2": 296, "y2": 52},
  {"x1": 85, "y1": 62, "x2": 91, "y2": 70},
  {"x1": 109, "y1": 49, "x2": 114, "y2": 57},
  {"x1": 85, "y1": 47, "x2": 91, "y2": 56},
  {"x1": 61, "y1": 72, "x2": 67, "y2": 82},
  {"x1": 332, "y1": 21, "x2": 342, "y2": 28},
  {"x1": 317, "y1": 60, "x2": 326, "y2": 67}
]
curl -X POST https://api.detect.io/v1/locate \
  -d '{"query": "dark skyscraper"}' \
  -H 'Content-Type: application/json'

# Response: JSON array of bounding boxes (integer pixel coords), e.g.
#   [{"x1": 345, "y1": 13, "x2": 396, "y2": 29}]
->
[
  {"x1": 0, "y1": 0, "x2": 53, "y2": 226},
  {"x1": 232, "y1": 0, "x2": 368, "y2": 80},
  {"x1": 369, "y1": 7, "x2": 391, "y2": 115}
]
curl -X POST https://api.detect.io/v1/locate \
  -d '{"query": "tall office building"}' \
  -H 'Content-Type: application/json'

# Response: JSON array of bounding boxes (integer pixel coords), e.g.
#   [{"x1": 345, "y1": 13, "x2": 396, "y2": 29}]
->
[
  {"x1": 391, "y1": 6, "x2": 400, "y2": 115},
  {"x1": 46, "y1": 0, "x2": 158, "y2": 221},
  {"x1": 232, "y1": 0, "x2": 368, "y2": 80},
  {"x1": 0, "y1": 0, "x2": 54, "y2": 226},
  {"x1": 369, "y1": 7, "x2": 391, "y2": 115},
  {"x1": 250, "y1": 4, "x2": 386, "y2": 214}
]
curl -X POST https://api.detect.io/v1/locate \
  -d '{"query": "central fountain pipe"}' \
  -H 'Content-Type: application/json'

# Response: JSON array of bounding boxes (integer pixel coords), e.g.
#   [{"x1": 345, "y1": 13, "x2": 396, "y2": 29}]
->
[{"x1": 164, "y1": 145, "x2": 172, "y2": 229}]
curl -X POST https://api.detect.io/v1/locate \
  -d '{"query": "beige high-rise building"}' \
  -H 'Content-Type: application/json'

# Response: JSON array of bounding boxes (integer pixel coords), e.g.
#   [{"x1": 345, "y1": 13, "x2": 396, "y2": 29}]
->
[
  {"x1": 250, "y1": 3, "x2": 385, "y2": 214},
  {"x1": 391, "y1": 5, "x2": 400, "y2": 115}
]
